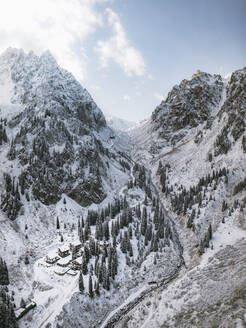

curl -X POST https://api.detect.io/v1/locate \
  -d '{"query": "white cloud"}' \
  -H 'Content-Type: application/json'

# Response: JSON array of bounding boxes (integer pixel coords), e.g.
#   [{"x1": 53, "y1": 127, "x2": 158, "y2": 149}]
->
[
  {"x1": 96, "y1": 8, "x2": 146, "y2": 77},
  {"x1": 154, "y1": 92, "x2": 164, "y2": 102},
  {"x1": 0, "y1": 0, "x2": 110, "y2": 81},
  {"x1": 123, "y1": 95, "x2": 130, "y2": 101}
]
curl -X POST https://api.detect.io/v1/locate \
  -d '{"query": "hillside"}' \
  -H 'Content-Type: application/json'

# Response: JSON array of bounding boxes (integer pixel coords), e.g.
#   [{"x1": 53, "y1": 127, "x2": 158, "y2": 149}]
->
[
  {"x1": 0, "y1": 48, "x2": 183, "y2": 328},
  {"x1": 117, "y1": 68, "x2": 246, "y2": 327},
  {"x1": 0, "y1": 48, "x2": 245, "y2": 328}
]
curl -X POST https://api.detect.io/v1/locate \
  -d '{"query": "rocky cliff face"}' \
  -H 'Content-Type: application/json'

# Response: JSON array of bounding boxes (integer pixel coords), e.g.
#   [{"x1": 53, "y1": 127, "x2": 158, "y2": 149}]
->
[
  {"x1": 151, "y1": 71, "x2": 223, "y2": 145},
  {"x1": 0, "y1": 49, "x2": 245, "y2": 328},
  {"x1": 0, "y1": 48, "x2": 118, "y2": 219},
  {"x1": 214, "y1": 67, "x2": 246, "y2": 155},
  {"x1": 126, "y1": 68, "x2": 246, "y2": 328}
]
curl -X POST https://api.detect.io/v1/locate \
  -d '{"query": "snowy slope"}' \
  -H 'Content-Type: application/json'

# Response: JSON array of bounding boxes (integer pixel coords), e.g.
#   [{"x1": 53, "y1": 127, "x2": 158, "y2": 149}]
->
[
  {"x1": 0, "y1": 48, "x2": 182, "y2": 328},
  {"x1": 117, "y1": 69, "x2": 246, "y2": 327},
  {"x1": 0, "y1": 52, "x2": 245, "y2": 328}
]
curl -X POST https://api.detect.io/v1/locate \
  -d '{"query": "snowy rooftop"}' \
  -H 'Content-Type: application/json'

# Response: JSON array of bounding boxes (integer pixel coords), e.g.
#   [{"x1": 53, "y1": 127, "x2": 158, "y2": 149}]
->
[
  {"x1": 54, "y1": 267, "x2": 68, "y2": 275},
  {"x1": 47, "y1": 250, "x2": 59, "y2": 259},
  {"x1": 73, "y1": 257, "x2": 82, "y2": 265},
  {"x1": 57, "y1": 255, "x2": 72, "y2": 266},
  {"x1": 58, "y1": 245, "x2": 70, "y2": 253},
  {"x1": 72, "y1": 241, "x2": 82, "y2": 247}
]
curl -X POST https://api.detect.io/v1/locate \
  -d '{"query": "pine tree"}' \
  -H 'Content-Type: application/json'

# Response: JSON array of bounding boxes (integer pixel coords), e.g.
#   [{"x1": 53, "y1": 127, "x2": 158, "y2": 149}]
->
[
  {"x1": 0, "y1": 289, "x2": 17, "y2": 328},
  {"x1": 0, "y1": 258, "x2": 9, "y2": 285},
  {"x1": 82, "y1": 255, "x2": 88, "y2": 275},
  {"x1": 79, "y1": 271, "x2": 84, "y2": 292},
  {"x1": 24, "y1": 255, "x2": 29, "y2": 265},
  {"x1": 103, "y1": 221, "x2": 110, "y2": 240},
  {"x1": 84, "y1": 245, "x2": 90, "y2": 263},
  {"x1": 141, "y1": 206, "x2": 147, "y2": 235},
  {"x1": 20, "y1": 298, "x2": 26, "y2": 308},
  {"x1": 56, "y1": 216, "x2": 60, "y2": 229},
  {"x1": 72, "y1": 247, "x2": 77, "y2": 260},
  {"x1": 95, "y1": 280, "x2": 100, "y2": 296},
  {"x1": 88, "y1": 275, "x2": 93, "y2": 298}
]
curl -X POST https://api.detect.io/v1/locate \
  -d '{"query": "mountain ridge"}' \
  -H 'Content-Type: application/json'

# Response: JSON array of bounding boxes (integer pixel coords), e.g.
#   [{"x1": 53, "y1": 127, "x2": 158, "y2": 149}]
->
[{"x1": 0, "y1": 48, "x2": 245, "y2": 328}]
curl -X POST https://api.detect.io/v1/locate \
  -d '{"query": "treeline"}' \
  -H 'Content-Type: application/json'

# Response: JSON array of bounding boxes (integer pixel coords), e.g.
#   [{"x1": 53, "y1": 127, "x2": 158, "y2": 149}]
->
[
  {"x1": 78, "y1": 241, "x2": 118, "y2": 296},
  {"x1": 0, "y1": 257, "x2": 9, "y2": 285},
  {"x1": 171, "y1": 167, "x2": 228, "y2": 216},
  {"x1": 0, "y1": 289, "x2": 17, "y2": 328},
  {"x1": 157, "y1": 162, "x2": 230, "y2": 254},
  {"x1": 1, "y1": 174, "x2": 22, "y2": 220},
  {"x1": 233, "y1": 176, "x2": 246, "y2": 195},
  {"x1": 0, "y1": 259, "x2": 17, "y2": 328},
  {"x1": 76, "y1": 162, "x2": 176, "y2": 295},
  {"x1": 156, "y1": 162, "x2": 228, "y2": 217},
  {"x1": 0, "y1": 118, "x2": 8, "y2": 145}
]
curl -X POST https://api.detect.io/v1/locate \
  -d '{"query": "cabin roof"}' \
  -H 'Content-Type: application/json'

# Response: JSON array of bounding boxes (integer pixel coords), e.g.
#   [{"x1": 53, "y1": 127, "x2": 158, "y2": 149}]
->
[
  {"x1": 47, "y1": 250, "x2": 59, "y2": 259},
  {"x1": 59, "y1": 245, "x2": 70, "y2": 253},
  {"x1": 57, "y1": 255, "x2": 72, "y2": 266},
  {"x1": 73, "y1": 256, "x2": 82, "y2": 265},
  {"x1": 73, "y1": 241, "x2": 82, "y2": 247}
]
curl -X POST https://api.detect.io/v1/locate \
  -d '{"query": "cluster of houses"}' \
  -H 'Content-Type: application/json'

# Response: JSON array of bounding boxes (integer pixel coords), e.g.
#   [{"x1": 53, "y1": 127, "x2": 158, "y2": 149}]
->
[
  {"x1": 45, "y1": 241, "x2": 82, "y2": 272},
  {"x1": 45, "y1": 240, "x2": 107, "y2": 275}
]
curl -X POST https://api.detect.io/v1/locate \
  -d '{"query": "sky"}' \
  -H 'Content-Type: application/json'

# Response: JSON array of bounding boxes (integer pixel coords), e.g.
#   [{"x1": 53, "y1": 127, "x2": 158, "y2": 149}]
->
[{"x1": 0, "y1": 0, "x2": 245, "y2": 121}]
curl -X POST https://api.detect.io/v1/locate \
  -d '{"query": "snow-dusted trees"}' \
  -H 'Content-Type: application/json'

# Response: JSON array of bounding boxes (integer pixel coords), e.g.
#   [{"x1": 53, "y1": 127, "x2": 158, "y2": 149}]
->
[
  {"x1": 0, "y1": 120, "x2": 8, "y2": 145},
  {"x1": 0, "y1": 258, "x2": 9, "y2": 285},
  {"x1": 199, "y1": 224, "x2": 213, "y2": 255},
  {"x1": 79, "y1": 271, "x2": 84, "y2": 293},
  {"x1": 170, "y1": 168, "x2": 228, "y2": 216},
  {"x1": 20, "y1": 298, "x2": 26, "y2": 308},
  {"x1": 56, "y1": 217, "x2": 60, "y2": 229},
  {"x1": 82, "y1": 255, "x2": 88, "y2": 275},
  {"x1": 88, "y1": 275, "x2": 93, "y2": 298},
  {"x1": 0, "y1": 289, "x2": 17, "y2": 328},
  {"x1": 1, "y1": 173, "x2": 22, "y2": 220}
]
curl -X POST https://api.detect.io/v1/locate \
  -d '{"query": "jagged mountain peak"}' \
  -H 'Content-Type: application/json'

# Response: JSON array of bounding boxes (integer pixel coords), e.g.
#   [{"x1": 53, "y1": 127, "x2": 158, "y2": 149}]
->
[
  {"x1": 0, "y1": 47, "x2": 122, "y2": 216},
  {"x1": 0, "y1": 47, "x2": 25, "y2": 62},
  {"x1": 151, "y1": 70, "x2": 224, "y2": 145},
  {"x1": 0, "y1": 47, "x2": 106, "y2": 129},
  {"x1": 40, "y1": 49, "x2": 57, "y2": 63}
]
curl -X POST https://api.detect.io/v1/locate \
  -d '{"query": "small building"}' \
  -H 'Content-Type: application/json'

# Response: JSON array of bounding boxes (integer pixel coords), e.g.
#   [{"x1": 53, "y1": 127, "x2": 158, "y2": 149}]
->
[
  {"x1": 58, "y1": 246, "x2": 70, "y2": 258},
  {"x1": 67, "y1": 269, "x2": 78, "y2": 276},
  {"x1": 45, "y1": 250, "x2": 59, "y2": 264},
  {"x1": 71, "y1": 256, "x2": 82, "y2": 270},
  {"x1": 15, "y1": 301, "x2": 36, "y2": 320},
  {"x1": 70, "y1": 241, "x2": 82, "y2": 253},
  {"x1": 57, "y1": 255, "x2": 72, "y2": 267},
  {"x1": 54, "y1": 267, "x2": 68, "y2": 276}
]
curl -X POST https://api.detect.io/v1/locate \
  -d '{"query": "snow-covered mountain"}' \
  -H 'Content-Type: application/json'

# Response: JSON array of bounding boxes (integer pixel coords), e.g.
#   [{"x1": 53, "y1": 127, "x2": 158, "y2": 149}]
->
[
  {"x1": 0, "y1": 47, "x2": 121, "y2": 216},
  {"x1": 151, "y1": 71, "x2": 224, "y2": 144},
  {"x1": 106, "y1": 115, "x2": 136, "y2": 132},
  {"x1": 118, "y1": 68, "x2": 246, "y2": 327},
  {"x1": 0, "y1": 51, "x2": 245, "y2": 328},
  {"x1": 0, "y1": 49, "x2": 182, "y2": 328}
]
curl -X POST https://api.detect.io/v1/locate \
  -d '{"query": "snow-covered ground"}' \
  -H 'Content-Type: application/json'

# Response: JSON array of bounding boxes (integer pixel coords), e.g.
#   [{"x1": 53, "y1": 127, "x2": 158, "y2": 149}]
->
[
  {"x1": 115, "y1": 224, "x2": 246, "y2": 328},
  {"x1": 112, "y1": 75, "x2": 246, "y2": 328},
  {"x1": 0, "y1": 48, "x2": 245, "y2": 328}
]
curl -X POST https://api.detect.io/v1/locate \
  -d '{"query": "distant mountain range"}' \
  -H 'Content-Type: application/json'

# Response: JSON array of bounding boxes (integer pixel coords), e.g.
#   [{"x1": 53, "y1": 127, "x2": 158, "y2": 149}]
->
[{"x1": 105, "y1": 115, "x2": 136, "y2": 131}]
